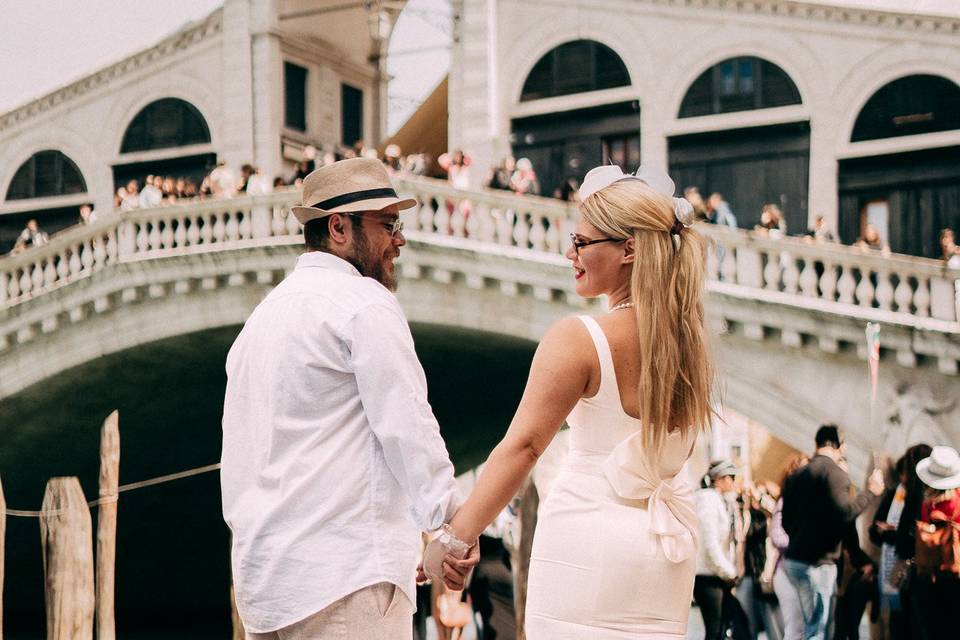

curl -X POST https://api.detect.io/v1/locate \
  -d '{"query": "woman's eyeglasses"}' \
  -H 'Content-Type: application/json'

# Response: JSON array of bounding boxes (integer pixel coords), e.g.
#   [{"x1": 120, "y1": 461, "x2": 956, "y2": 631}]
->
[{"x1": 569, "y1": 233, "x2": 622, "y2": 256}]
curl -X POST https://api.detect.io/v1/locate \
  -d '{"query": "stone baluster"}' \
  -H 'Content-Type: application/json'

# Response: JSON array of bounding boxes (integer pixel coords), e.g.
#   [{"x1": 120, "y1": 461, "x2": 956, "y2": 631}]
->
[
  {"x1": 475, "y1": 205, "x2": 495, "y2": 242},
  {"x1": 529, "y1": 214, "x2": 547, "y2": 252},
  {"x1": 213, "y1": 212, "x2": 227, "y2": 243},
  {"x1": 465, "y1": 204, "x2": 481, "y2": 238},
  {"x1": 735, "y1": 247, "x2": 763, "y2": 288},
  {"x1": 855, "y1": 268, "x2": 876, "y2": 308},
  {"x1": 514, "y1": 212, "x2": 531, "y2": 249},
  {"x1": 148, "y1": 220, "x2": 162, "y2": 251},
  {"x1": 201, "y1": 214, "x2": 215, "y2": 244},
  {"x1": 160, "y1": 217, "x2": 175, "y2": 249},
  {"x1": 782, "y1": 255, "x2": 800, "y2": 294},
  {"x1": 0, "y1": 272, "x2": 7, "y2": 305},
  {"x1": 225, "y1": 211, "x2": 240, "y2": 242},
  {"x1": 836, "y1": 264, "x2": 856, "y2": 304},
  {"x1": 913, "y1": 277, "x2": 931, "y2": 317},
  {"x1": 545, "y1": 216, "x2": 561, "y2": 254},
  {"x1": 706, "y1": 245, "x2": 720, "y2": 281},
  {"x1": 174, "y1": 216, "x2": 188, "y2": 248},
  {"x1": 418, "y1": 199, "x2": 436, "y2": 233},
  {"x1": 493, "y1": 210, "x2": 511, "y2": 246},
  {"x1": 819, "y1": 262, "x2": 838, "y2": 302},
  {"x1": 251, "y1": 204, "x2": 270, "y2": 239},
  {"x1": 434, "y1": 200, "x2": 450, "y2": 237},
  {"x1": 19, "y1": 266, "x2": 33, "y2": 297},
  {"x1": 799, "y1": 258, "x2": 819, "y2": 297},
  {"x1": 56, "y1": 251, "x2": 70, "y2": 280},
  {"x1": 8, "y1": 269, "x2": 21, "y2": 299},
  {"x1": 80, "y1": 240, "x2": 95, "y2": 272},
  {"x1": 118, "y1": 222, "x2": 136, "y2": 257},
  {"x1": 31, "y1": 261, "x2": 44, "y2": 292},
  {"x1": 875, "y1": 271, "x2": 894, "y2": 311},
  {"x1": 763, "y1": 250, "x2": 782, "y2": 291},
  {"x1": 135, "y1": 223, "x2": 150, "y2": 253},
  {"x1": 284, "y1": 210, "x2": 301, "y2": 236},
  {"x1": 44, "y1": 259, "x2": 58, "y2": 288},
  {"x1": 929, "y1": 277, "x2": 957, "y2": 321},
  {"x1": 271, "y1": 208, "x2": 287, "y2": 237},
  {"x1": 449, "y1": 200, "x2": 466, "y2": 238},
  {"x1": 93, "y1": 235, "x2": 107, "y2": 268},
  {"x1": 68, "y1": 246, "x2": 82, "y2": 276},
  {"x1": 893, "y1": 274, "x2": 914, "y2": 314},
  {"x1": 238, "y1": 209, "x2": 253, "y2": 240},
  {"x1": 720, "y1": 246, "x2": 738, "y2": 284},
  {"x1": 106, "y1": 229, "x2": 118, "y2": 263}
]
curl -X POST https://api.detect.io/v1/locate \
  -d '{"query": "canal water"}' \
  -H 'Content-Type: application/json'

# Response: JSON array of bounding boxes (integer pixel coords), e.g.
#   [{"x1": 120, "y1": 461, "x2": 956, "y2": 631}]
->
[{"x1": 0, "y1": 324, "x2": 535, "y2": 639}]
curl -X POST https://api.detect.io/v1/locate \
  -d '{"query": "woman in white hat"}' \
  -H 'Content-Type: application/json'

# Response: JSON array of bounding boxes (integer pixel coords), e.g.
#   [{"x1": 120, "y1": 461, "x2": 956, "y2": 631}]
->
[
  {"x1": 910, "y1": 445, "x2": 960, "y2": 640},
  {"x1": 428, "y1": 164, "x2": 713, "y2": 638}
]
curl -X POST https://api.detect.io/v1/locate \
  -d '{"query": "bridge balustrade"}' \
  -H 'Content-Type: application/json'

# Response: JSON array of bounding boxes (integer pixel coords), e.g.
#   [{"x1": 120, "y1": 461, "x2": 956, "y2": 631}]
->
[{"x1": 1, "y1": 176, "x2": 957, "y2": 331}]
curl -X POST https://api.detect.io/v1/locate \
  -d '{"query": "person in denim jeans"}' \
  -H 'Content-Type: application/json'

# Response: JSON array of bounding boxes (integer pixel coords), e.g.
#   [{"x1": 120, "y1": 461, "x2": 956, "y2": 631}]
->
[{"x1": 779, "y1": 426, "x2": 884, "y2": 640}]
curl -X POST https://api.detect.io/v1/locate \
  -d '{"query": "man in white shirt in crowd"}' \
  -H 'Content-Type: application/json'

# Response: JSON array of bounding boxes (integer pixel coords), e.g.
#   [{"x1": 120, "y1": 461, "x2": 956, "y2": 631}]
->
[{"x1": 222, "y1": 157, "x2": 478, "y2": 640}]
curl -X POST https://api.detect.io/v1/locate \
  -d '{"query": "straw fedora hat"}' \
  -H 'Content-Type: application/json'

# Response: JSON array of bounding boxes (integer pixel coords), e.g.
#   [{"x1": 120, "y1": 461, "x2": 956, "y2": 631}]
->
[
  {"x1": 916, "y1": 446, "x2": 960, "y2": 491},
  {"x1": 291, "y1": 157, "x2": 416, "y2": 225}
]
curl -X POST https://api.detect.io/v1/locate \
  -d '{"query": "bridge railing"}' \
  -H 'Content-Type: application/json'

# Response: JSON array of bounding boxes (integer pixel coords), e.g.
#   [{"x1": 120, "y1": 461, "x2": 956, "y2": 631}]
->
[{"x1": 1, "y1": 175, "x2": 958, "y2": 328}]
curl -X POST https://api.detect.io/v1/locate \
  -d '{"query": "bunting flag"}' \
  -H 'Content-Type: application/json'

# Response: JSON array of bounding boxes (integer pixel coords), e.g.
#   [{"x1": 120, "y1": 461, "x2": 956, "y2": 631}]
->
[{"x1": 865, "y1": 322, "x2": 881, "y2": 403}]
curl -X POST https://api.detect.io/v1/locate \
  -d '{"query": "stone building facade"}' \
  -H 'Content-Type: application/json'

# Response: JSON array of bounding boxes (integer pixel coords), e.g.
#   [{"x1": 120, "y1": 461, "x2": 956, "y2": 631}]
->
[
  {"x1": 0, "y1": 0, "x2": 400, "y2": 252},
  {"x1": 449, "y1": 0, "x2": 960, "y2": 256}
]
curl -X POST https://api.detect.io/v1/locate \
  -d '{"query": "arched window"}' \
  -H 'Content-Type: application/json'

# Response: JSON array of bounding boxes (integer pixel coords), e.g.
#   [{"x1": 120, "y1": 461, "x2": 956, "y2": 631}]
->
[
  {"x1": 5, "y1": 150, "x2": 87, "y2": 201},
  {"x1": 120, "y1": 98, "x2": 211, "y2": 153},
  {"x1": 851, "y1": 75, "x2": 960, "y2": 142},
  {"x1": 520, "y1": 40, "x2": 630, "y2": 102},
  {"x1": 679, "y1": 57, "x2": 801, "y2": 118}
]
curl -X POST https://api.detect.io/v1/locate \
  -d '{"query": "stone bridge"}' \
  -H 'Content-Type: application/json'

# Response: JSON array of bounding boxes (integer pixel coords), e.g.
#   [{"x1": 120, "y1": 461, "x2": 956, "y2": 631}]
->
[{"x1": 2, "y1": 176, "x2": 958, "y2": 476}]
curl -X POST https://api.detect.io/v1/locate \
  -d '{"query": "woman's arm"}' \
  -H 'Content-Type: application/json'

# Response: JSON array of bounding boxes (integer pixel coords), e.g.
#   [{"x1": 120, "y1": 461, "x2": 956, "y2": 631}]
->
[{"x1": 446, "y1": 317, "x2": 594, "y2": 543}]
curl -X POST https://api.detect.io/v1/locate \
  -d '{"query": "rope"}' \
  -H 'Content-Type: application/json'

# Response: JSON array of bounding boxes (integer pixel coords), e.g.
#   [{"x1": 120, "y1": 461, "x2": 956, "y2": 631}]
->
[{"x1": 3, "y1": 462, "x2": 221, "y2": 518}]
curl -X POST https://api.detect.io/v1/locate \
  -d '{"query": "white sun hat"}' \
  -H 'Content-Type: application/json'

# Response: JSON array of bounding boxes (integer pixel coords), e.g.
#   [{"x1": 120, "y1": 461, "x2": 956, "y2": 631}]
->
[{"x1": 916, "y1": 446, "x2": 960, "y2": 491}]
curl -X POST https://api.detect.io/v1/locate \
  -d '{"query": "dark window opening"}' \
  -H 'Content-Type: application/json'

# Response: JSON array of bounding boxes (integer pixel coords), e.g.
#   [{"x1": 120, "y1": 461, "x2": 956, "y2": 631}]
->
[
  {"x1": 520, "y1": 40, "x2": 630, "y2": 102},
  {"x1": 679, "y1": 57, "x2": 801, "y2": 118},
  {"x1": 602, "y1": 134, "x2": 641, "y2": 174},
  {"x1": 341, "y1": 84, "x2": 364, "y2": 147},
  {"x1": 284, "y1": 62, "x2": 308, "y2": 132},
  {"x1": 851, "y1": 75, "x2": 960, "y2": 142},
  {"x1": 120, "y1": 98, "x2": 211, "y2": 153},
  {"x1": 6, "y1": 150, "x2": 87, "y2": 201}
]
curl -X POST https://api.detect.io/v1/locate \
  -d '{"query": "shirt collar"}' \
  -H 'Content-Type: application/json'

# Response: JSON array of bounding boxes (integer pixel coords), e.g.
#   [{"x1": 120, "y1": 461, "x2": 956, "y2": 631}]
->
[{"x1": 296, "y1": 250, "x2": 361, "y2": 277}]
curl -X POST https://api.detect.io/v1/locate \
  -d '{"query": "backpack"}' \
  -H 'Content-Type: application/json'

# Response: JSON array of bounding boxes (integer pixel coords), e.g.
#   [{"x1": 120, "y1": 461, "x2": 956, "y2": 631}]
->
[{"x1": 914, "y1": 512, "x2": 960, "y2": 579}]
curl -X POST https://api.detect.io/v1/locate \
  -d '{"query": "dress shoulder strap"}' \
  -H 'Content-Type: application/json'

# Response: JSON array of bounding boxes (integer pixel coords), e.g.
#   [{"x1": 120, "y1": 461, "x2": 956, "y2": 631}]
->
[{"x1": 577, "y1": 315, "x2": 620, "y2": 407}]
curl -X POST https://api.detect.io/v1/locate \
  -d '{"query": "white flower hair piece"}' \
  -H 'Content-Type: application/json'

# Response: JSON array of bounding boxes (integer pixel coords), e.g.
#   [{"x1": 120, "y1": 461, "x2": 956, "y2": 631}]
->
[{"x1": 579, "y1": 164, "x2": 693, "y2": 249}]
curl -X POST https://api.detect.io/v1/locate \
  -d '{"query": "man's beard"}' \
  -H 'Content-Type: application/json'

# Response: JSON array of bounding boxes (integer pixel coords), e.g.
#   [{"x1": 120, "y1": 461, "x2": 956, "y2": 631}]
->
[{"x1": 347, "y1": 230, "x2": 397, "y2": 291}]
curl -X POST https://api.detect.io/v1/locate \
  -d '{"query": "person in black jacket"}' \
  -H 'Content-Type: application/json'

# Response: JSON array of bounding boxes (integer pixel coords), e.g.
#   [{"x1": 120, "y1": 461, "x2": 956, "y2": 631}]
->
[
  {"x1": 869, "y1": 444, "x2": 932, "y2": 640},
  {"x1": 780, "y1": 425, "x2": 885, "y2": 640}
]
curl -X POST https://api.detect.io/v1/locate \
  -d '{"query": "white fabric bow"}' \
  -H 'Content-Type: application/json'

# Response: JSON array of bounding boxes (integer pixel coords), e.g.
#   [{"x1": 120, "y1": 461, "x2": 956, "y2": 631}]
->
[{"x1": 602, "y1": 432, "x2": 699, "y2": 563}]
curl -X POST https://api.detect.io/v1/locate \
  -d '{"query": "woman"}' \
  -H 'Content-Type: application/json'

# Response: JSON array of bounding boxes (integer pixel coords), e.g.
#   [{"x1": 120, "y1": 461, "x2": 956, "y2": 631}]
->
[
  {"x1": 432, "y1": 164, "x2": 713, "y2": 638},
  {"x1": 693, "y1": 461, "x2": 741, "y2": 640},
  {"x1": 910, "y1": 446, "x2": 960, "y2": 640},
  {"x1": 770, "y1": 454, "x2": 809, "y2": 640},
  {"x1": 869, "y1": 444, "x2": 932, "y2": 639}
]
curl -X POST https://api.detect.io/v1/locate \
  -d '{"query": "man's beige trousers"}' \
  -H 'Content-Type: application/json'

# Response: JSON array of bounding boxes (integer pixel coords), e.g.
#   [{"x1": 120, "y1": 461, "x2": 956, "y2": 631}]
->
[{"x1": 245, "y1": 582, "x2": 413, "y2": 640}]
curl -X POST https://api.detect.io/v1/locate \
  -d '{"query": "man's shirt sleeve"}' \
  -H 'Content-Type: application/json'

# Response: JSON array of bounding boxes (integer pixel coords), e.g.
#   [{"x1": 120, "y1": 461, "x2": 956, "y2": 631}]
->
[{"x1": 345, "y1": 299, "x2": 461, "y2": 531}]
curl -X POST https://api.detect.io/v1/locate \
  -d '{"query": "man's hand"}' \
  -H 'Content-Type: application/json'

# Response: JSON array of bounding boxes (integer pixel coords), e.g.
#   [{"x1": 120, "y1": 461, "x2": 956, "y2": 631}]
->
[
  {"x1": 422, "y1": 536, "x2": 480, "y2": 590},
  {"x1": 868, "y1": 469, "x2": 885, "y2": 497}
]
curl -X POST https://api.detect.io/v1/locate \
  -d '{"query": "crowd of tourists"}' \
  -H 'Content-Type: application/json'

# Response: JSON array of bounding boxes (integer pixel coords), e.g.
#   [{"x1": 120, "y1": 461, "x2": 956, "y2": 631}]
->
[{"x1": 693, "y1": 426, "x2": 960, "y2": 640}]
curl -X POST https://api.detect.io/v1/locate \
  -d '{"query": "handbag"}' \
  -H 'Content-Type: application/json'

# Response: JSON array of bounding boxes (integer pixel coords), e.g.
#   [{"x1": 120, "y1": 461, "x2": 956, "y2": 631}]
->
[{"x1": 888, "y1": 558, "x2": 911, "y2": 590}]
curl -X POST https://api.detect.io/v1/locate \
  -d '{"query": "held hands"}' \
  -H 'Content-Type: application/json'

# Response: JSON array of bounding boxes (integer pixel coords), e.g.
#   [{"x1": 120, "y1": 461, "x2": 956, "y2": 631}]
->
[{"x1": 419, "y1": 525, "x2": 480, "y2": 591}]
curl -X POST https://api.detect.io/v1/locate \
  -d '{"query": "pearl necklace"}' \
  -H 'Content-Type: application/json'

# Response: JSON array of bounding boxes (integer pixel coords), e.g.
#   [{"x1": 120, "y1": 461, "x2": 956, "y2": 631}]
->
[{"x1": 609, "y1": 301, "x2": 634, "y2": 312}]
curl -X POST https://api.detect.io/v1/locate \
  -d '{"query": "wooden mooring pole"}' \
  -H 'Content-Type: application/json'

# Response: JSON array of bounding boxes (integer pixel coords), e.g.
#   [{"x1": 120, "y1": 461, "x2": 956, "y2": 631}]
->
[
  {"x1": 96, "y1": 411, "x2": 120, "y2": 640},
  {"x1": 40, "y1": 477, "x2": 95, "y2": 640},
  {"x1": 1, "y1": 476, "x2": 6, "y2": 640}
]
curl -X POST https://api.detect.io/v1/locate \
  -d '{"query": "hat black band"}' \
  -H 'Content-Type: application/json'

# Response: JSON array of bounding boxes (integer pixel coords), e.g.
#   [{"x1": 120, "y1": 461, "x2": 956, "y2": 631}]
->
[{"x1": 313, "y1": 187, "x2": 399, "y2": 210}]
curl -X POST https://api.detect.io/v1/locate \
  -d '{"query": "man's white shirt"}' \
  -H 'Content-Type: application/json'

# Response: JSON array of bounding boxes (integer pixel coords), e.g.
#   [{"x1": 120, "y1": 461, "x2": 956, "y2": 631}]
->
[{"x1": 221, "y1": 251, "x2": 461, "y2": 633}]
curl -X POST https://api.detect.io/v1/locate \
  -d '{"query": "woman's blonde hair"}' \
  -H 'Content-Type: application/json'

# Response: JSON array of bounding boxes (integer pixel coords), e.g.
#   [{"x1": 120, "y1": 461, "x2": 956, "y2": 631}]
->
[{"x1": 580, "y1": 179, "x2": 713, "y2": 449}]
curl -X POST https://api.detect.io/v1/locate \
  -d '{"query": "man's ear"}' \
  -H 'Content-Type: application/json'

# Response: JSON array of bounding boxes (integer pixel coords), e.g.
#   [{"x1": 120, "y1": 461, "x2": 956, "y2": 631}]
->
[
  {"x1": 328, "y1": 213, "x2": 350, "y2": 244},
  {"x1": 622, "y1": 237, "x2": 635, "y2": 265}
]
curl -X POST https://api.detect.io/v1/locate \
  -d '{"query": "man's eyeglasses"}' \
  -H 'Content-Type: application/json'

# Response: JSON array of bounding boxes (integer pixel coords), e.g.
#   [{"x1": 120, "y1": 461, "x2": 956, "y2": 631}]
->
[
  {"x1": 569, "y1": 233, "x2": 622, "y2": 256},
  {"x1": 351, "y1": 214, "x2": 404, "y2": 238}
]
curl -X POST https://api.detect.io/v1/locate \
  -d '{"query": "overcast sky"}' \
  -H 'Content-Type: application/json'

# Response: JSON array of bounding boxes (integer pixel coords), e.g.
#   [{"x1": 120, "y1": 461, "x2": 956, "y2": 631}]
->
[{"x1": 0, "y1": 0, "x2": 954, "y2": 134}]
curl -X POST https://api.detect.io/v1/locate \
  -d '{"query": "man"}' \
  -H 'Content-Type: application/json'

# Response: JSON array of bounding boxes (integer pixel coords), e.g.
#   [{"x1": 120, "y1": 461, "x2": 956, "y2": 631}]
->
[
  {"x1": 222, "y1": 158, "x2": 477, "y2": 640},
  {"x1": 14, "y1": 218, "x2": 49, "y2": 251},
  {"x1": 780, "y1": 425, "x2": 884, "y2": 640},
  {"x1": 707, "y1": 192, "x2": 738, "y2": 229}
]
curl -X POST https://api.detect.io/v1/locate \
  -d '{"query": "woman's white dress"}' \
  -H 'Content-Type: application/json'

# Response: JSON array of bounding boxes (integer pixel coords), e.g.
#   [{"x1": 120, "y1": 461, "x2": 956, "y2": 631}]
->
[{"x1": 524, "y1": 316, "x2": 699, "y2": 639}]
